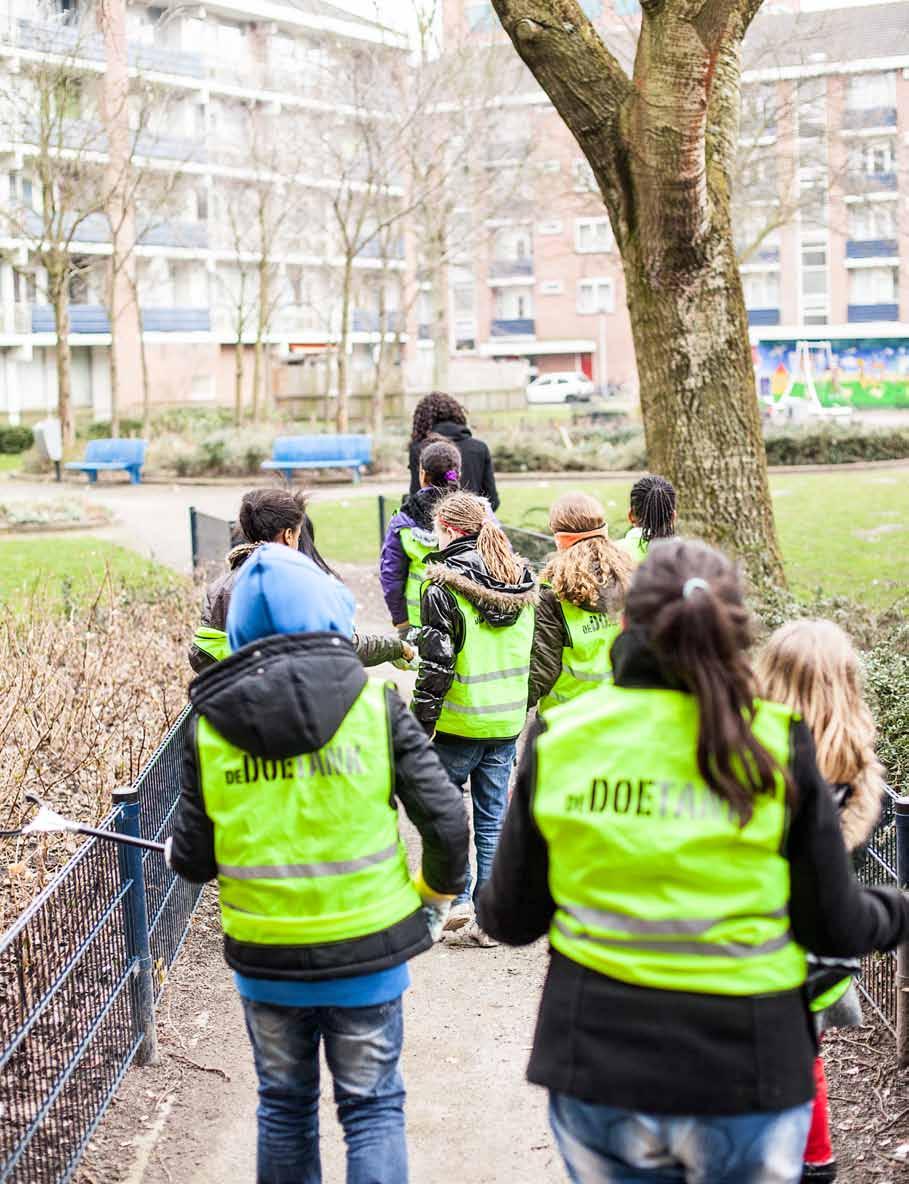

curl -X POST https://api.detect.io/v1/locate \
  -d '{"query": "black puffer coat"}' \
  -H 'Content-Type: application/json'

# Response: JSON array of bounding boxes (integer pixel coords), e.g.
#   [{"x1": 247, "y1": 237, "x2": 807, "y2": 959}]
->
[
  {"x1": 411, "y1": 536, "x2": 536, "y2": 741},
  {"x1": 171, "y1": 632, "x2": 469, "y2": 980}
]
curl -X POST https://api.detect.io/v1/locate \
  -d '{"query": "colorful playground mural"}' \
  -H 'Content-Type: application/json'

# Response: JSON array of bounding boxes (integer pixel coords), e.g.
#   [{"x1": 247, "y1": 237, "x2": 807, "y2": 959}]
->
[{"x1": 753, "y1": 337, "x2": 909, "y2": 408}]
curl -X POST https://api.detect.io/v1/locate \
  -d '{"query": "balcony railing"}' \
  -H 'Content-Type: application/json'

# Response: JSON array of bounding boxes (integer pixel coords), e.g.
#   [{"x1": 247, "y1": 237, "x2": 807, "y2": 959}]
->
[
  {"x1": 31, "y1": 305, "x2": 211, "y2": 334},
  {"x1": 142, "y1": 308, "x2": 211, "y2": 332},
  {"x1": 488, "y1": 258, "x2": 534, "y2": 279},
  {"x1": 746, "y1": 308, "x2": 781, "y2": 327},
  {"x1": 846, "y1": 239, "x2": 898, "y2": 260},
  {"x1": 17, "y1": 18, "x2": 204, "y2": 79},
  {"x1": 139, "y1": 221, "x2": 209, "y2": 249},
  {"x1": 847, "y1": 172, "x2": 898, "y2": 194},
  {"x1": 351, "y1": 310, "x2": 404, "y2": 334},
  {"x1": 491, "y1": 318, "x2": 535, "y2": 336},
  {"x1": 755, "y1": 246, "x2": 781, "y2": 264},
  {"x1": 356, "y1": 239, "x2": 406, "y2": 261},
  {"x1": 843, "y1": 106, "x2": 897, "y2": 130},
  {"x1": 135, "y1": 131, "x2": 207, "y2": 165},
  {"x1": 847, "y1": 303, "x2": 899, "y2": 323}
]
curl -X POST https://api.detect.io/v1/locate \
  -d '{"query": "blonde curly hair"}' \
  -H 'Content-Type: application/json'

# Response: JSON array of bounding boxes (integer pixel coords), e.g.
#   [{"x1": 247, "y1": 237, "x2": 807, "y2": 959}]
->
[
  {"x1": 756, "y1": 619, "x2": 885, "y2": 848},
  {"x1": 434, "y1": 490, "x2": 526, "y2": 585},
  {"x1": 541, "y1": 492, "x2": 633, "y2": 613}
]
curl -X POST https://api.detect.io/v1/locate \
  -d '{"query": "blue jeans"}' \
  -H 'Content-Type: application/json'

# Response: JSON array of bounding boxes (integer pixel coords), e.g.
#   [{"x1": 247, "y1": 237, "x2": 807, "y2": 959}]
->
[
  {"x1": 549, "y1": 1093, "x2": 813, "y2": 1184},
  {"x1": 241, "y1": 996, "x2": 407, "y2": 1184},
  {"x1": 433, "y1": 738, "x2": 515, "y2": 907}
]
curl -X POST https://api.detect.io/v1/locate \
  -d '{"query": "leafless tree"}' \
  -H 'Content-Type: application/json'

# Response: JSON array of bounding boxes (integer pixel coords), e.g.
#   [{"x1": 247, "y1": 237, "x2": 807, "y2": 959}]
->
[{"x1": 492, "y1": 0, "x2": 785, "y2": 586}]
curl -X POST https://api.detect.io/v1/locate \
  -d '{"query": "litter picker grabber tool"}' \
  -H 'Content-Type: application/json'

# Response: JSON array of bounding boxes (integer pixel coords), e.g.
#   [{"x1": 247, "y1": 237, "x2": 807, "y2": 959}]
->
[{"x1": 0, "y1": 792, "x2": 166, "y2": 854}]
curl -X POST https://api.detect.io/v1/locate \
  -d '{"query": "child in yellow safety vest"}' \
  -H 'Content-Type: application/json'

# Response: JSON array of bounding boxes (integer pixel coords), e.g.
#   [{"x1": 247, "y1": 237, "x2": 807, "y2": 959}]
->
[
  {"x1": 757, "y1": 619, "x2": 886, "y2": 1184},
  {"x1": 379, "y1": 439, "x2": 461, "y2": 635},
  {"x1": 476, "y1": 539, "x2": 908, "y2": 1184},
  {"x1": 529, "y1": 492, "x2": 634, "y2": 712},
  {"x1": 411, "y1": 490, "x2": 536, "y2": 946},
  {"x1": 617, "y1": 473, "x2": 677, "y2": 564}
]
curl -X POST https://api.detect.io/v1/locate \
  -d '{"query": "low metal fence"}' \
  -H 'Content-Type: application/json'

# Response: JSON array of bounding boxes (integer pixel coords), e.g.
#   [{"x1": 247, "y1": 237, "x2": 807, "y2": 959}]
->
[
  {"x1": 856, "y1": 787, "x2": 908, "y2": 1038},
  {"x1": 0, "y1": 707, "x2": 200, "y2": 1184}
]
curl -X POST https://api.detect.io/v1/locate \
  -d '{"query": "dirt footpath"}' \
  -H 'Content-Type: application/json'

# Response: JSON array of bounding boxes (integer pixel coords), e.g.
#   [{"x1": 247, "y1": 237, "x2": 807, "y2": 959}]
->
[{"x1": 78, "y1": 892, "x2": 561, "y2": 1184}]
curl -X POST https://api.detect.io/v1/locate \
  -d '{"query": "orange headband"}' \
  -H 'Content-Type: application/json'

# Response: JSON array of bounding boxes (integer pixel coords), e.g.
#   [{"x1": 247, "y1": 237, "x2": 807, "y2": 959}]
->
[
  {"x1": 553, "y1": 525, "x2": 608, "y2": 551},
  {"x1": 437, "y1": 516, "x2": 473, "y2": 538}
]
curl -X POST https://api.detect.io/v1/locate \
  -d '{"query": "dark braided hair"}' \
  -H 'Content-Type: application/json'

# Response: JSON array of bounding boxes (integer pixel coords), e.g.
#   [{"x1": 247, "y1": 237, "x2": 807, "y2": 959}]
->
[
  {"x1": 629, "y1": 475, "x2": 677, "y2": 544},
  {"x1": 411, "y1": 391, "x2": 468, "y2": 444}
]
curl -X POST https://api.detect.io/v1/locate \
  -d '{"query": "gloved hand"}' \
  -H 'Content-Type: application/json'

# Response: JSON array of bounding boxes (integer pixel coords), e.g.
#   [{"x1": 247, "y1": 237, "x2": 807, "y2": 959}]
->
[
  {"x1": 414, "y1": 871, "x2": 454, "y2": 942},
  {"x1": 423, "y1": 900, "x2": 451, "y2": 943},
  {"x1": 392, "y1": 641, "x2": 418, "y2": 671}
]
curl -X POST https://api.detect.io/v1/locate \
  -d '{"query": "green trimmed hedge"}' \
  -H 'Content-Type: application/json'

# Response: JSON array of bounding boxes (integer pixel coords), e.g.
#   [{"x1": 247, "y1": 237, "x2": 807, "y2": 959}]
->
[
  {"x1": 0, "y1": 426, "x2": 34, "y2": 454},
  {"x1": 764, "y1": 428, "x2": 909, "y2": 466}
]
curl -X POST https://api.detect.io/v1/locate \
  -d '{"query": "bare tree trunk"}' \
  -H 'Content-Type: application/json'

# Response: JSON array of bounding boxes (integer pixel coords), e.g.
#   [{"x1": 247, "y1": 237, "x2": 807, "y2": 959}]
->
[
  {"x1": 430, "y1": 234, "x2": 449, "y2": 392},
  {"x1": 625, "y1": 233, "x2": 783, "y2": 586},
  {"x1": 491, "y1": 0, "x2": 784, "y2": 588},
  {"x1": 234, "y1": 341, "x2": 245, "y2": 426},
  {"x1": 139, "y1": 316, "x2": 151, "y2": 437},
  {"x1": 51, "y1": 273, "x2": 75, "y2": 448},
  {"x1": 252, "y1": 261, "x2": 269, "y2": 423},
  {"x1": 336, "y1": 258, "x2": 353, "y2": 433}
]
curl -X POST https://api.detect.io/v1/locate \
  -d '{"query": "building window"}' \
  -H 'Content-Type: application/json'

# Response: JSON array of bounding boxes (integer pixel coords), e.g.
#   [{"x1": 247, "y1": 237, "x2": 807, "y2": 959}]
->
[
  {"x1": 846, "y1": 72, "x2": 896, "y2": 110},
  {"x1": 540, "y1": 160, "x2": 561, "y2": 174},
  {"x1": 849, "y1": 267, "x2": 898, "y2": 304},
  {"x1": 575, "y1": 218, "x2": 613, "y2": 254},
  {"x1": 577, "y1": 277, "x2": 614, "y2": 314},
  {"x1": 539, "y1": 280, "x2": 564, "y2": 296},
  {"x1": 743, "y1": 271, "x2": 780, "y2": 309},
  {"x1": 537, "y1": 220, "x2": 563, "y2": 236},
  {"x1": 849, "y1": 140, "x2": 895, "y2": 177},
  {"x1": 453, "y1": 284, "x2": 474, "y2": 315},
  {"x1": 848, "y1": 204, "x2": 896, "y2": 241},
  {"x1": 800, "y1": 239, "x2": 828, "y2": 320},
  {"x1": 13, "y1": 270, "x2": 37, "y2": 304}
]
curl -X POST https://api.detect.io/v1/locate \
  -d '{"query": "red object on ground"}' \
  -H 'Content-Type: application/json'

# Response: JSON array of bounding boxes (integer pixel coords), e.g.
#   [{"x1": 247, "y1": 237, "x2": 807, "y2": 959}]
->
[{"x1": 804, "y1": 1055, "x2": 834, "y2": 1165}]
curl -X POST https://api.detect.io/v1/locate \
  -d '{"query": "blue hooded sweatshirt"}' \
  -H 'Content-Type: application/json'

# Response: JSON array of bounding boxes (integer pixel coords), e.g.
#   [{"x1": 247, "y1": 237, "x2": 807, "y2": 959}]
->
[{"x1": 226, "y1": 544, "x2": 410, "y2": 1009}]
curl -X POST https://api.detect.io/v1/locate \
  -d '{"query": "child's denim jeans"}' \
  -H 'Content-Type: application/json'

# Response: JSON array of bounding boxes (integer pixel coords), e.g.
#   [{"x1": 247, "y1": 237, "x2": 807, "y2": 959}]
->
[
  {"x1": 432, "y1": 737, "x2": 516, "y2": 907},
  {"x1": 549, "y1": 1091, "x2": 813, "y2": 1184},
  {"x1": 242, "y1": 996, "x2": 407, "y2": 1184}
]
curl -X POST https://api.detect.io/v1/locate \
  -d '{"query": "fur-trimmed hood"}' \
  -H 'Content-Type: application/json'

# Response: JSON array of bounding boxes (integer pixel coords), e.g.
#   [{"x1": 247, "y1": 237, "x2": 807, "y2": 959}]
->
[
  {"x1": 424, "y1": 537, "x2": 536, "y2": 627},
  {"x1": 226, "y1": 541, "x2": 260, "y2": 571}
]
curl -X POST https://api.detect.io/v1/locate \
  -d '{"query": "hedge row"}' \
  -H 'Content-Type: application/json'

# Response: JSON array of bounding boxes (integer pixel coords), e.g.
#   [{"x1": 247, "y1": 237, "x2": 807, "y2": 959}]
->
[
  {"x1": 0, "y1": 426, "x2": 34, "y2": 454},
  {"x1": 764, "y1": 429, "x2": 909, "y2": 467}
]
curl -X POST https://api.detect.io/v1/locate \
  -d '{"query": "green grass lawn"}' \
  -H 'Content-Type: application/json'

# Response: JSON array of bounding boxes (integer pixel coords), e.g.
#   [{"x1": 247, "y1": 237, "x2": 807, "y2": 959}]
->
[
  {"x1": 0, "y1": 537, "x2": 183, "y2": 612},
  {"x1": 0, "y1": 453, "x2": 26, "y2": 473},
  {"x1": 308, "y1": 467, "x2": 909, "y2": 610}
]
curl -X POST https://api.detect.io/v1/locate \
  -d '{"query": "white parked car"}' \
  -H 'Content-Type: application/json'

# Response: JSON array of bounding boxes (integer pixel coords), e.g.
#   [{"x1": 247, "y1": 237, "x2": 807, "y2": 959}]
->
[{"x1": 526, "y1": 371, "x2": 595, "y2": 404}]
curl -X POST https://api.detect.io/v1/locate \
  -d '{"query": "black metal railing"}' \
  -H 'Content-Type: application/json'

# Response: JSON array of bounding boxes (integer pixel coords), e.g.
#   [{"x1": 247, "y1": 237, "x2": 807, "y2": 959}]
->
[
  {"x1": 0, "y1": 707, "x2": 200, "y2": 1184},
  {"x1": 856, "y1": 786, "x2": 905, "y2": 1033}
]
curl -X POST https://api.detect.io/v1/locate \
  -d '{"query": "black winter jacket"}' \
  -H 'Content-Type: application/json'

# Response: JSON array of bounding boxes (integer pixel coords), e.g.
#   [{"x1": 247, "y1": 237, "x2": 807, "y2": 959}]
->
[
  {"x1": 408, "y1": 421, "x2": 500, "y2": 511},
  {"x1": 171, "y1": 632, "x2": 469, "y2": 980},
  {"x1": 411, "y1": 537, "x2": 536, "y2": 741},
  {"x1": 478, "y1": 629, "x2": 909, "y2": 1116}
]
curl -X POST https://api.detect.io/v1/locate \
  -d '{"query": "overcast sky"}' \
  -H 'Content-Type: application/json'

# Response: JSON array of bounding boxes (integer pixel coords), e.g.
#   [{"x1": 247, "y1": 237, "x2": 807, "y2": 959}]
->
[{"x1": 337, "y1": 0, "x2": 907, "y2": 36}]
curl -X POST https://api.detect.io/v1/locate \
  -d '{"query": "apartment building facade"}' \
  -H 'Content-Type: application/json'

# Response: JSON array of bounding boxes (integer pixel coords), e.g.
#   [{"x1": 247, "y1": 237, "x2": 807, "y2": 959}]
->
[
  {"x1": 0, "y1": 0, "x2": 408, "y2": 424},
  {"x1": 438, "y1": 0, "x2": 909, "y2": 400}
]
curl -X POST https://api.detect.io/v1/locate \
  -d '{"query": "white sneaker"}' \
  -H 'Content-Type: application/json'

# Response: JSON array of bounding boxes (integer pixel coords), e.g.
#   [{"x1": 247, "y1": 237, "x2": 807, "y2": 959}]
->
[
  {"x1": 442, "y1": 903, "x2": 472, "y2": 932},
  {"x1": 446, "y1": 920, "x2": 499, "y2": 948}
]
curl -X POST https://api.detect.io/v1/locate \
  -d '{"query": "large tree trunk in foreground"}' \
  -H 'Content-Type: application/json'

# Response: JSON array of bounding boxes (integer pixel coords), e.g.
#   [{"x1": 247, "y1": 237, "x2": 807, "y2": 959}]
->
[
  {"x1": 492, "y1": 0, "x2": 783, "y2": 588},
  {"x1": 625, "y1": 232, "x2": 783, "y2": 585}
]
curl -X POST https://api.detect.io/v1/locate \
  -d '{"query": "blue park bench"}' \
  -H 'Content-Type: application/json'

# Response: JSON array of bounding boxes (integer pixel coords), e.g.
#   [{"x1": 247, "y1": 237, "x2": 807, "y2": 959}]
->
[
  {"x1": 65, "y1": 438, "x2": 148, "y2": 485},
  {"x1": 261, "y1": 435, "x2": 373, "y2": 484}
]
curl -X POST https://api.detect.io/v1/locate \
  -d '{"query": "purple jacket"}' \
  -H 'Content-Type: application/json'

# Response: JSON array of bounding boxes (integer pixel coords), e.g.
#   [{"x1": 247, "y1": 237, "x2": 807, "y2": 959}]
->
[{"x1": 380, "y1": 488, "x2": 441, "y2": 625}]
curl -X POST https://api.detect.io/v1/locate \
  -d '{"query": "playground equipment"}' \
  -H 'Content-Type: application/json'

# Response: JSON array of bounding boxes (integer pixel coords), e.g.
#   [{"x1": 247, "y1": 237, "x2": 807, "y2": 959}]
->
[{"x1": 765, "y1": 341, "x2": 854, "y2": 425}]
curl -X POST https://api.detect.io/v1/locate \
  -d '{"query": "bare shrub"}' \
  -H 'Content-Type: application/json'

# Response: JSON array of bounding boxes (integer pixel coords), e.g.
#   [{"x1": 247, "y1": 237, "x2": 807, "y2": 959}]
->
[{"x1": 0, "y1": 572, "x2": 196, "y2": 931}]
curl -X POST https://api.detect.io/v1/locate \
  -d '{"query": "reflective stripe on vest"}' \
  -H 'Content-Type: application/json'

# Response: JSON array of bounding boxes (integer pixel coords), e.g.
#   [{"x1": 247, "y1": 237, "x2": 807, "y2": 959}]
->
[
  {"x1": 194, "y1": 626, "x2": 230, "y2": 663},
  {"x1": 539, "y1": 593, "x2": 621, "y2": 714},
  {"x1": 399, "y1": 526, "x2": 437, "y2": 627},
  {"x1": 432, "y1": 584, "x2": 534, "y2": 740},
  {"x1": 617, "y1": 528, "x2": 648, "y2": 565},
  {"x1": 196, "y1": 679, "x2": 421, "y2": 946},
  {"x1": 533, "y1": 685, "x2": 806, "y2": 997}
]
